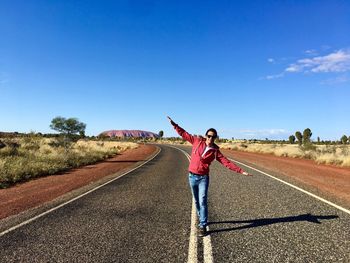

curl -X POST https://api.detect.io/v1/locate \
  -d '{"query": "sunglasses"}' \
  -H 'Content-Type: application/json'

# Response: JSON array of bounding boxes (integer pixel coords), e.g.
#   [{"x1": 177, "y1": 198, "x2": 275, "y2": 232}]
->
[{"x1": 207, "y1": 135, "x2": 217, "y2": 139}]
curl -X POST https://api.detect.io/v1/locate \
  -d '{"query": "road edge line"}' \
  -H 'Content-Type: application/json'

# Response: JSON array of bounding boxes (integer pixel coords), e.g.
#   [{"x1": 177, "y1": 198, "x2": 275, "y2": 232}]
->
[
  {"x1": 0, "y1": 146, "x2": 162, "y2": 237},
  {"x1": 229, "y1": 157, "x2": 350, "y2": 215}
]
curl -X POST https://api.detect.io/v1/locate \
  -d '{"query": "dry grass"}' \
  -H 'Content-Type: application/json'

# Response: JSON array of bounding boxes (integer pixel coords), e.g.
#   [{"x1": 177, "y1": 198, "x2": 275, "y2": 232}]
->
[
  {"x1": 74, "y1": 140, "x2": 138, "y2": 153},
  {"x1": 0, "y1": 136, "x2": 138, "y2": 188},
  {"x1": 218, "y1": 142, "x2": 350, "y2": 167},
  {"x1": 150, "y1": 138, "x2": 350, "y2": 168}
]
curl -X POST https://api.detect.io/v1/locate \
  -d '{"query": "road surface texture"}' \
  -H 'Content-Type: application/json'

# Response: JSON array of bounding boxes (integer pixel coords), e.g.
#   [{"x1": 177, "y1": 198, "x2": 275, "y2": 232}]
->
[
  {"x1": 1, "y1": 145, "x2": 349, "y2": 262},
  {"x1": 175, "y1": 145, "x2": 350, "y2": 263}
]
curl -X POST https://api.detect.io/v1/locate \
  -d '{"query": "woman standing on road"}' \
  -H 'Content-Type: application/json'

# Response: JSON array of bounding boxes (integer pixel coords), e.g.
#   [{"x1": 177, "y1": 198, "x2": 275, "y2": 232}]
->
[{"x1": 167, "y1": 116, "x2": 252, "y2": 237}]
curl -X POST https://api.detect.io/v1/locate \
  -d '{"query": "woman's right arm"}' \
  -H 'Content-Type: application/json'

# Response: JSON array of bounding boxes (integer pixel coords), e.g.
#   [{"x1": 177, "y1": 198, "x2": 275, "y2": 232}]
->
[{"x1": 167, "y1": 116, "x2": 195, "y2": 144}]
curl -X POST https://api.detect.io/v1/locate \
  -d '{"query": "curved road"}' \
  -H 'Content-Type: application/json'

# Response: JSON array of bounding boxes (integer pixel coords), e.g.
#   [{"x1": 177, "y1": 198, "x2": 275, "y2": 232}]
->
[{"x1": 0, "y1": 145, "x2": 349, "y2": 262}]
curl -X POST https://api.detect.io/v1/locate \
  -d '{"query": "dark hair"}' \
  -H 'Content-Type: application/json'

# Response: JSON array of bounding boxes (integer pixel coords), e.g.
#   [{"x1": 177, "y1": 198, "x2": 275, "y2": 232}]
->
[{"x1": 205, "y1": 128, "x2": 218, "y2": 137}]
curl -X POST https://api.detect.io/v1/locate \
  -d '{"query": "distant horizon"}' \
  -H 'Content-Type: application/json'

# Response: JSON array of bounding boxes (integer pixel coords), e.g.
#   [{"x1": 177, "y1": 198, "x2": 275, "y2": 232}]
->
[
  {"x1": 2, "y1": 1, "x2": 349, "y2": 141},
  {"x1": 0, "y1": 127, "x2": 346, "y2": 142}
]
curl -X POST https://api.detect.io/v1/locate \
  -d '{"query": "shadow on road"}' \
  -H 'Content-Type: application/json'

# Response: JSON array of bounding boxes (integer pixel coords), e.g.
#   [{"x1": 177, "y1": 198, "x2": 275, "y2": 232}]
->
[{"x1": 207, "y1": 213, "x2": 339, "y2": 234}]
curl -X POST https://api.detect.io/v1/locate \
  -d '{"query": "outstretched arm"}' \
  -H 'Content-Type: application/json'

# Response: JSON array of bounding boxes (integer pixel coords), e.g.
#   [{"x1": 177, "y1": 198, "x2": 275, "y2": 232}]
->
[
  {"x1": 167, "y1": 116, "x2": 195, "y2": 144},
  {"x1": 216, "y1": 150, "x2": 253, "y2": 176}
]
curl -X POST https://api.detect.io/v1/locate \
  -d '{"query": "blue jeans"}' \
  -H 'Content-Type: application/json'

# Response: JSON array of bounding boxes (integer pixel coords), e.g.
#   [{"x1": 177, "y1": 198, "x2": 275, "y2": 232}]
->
[{"x1": 188, "y1": 173, "x2": 209, "y2": 228}]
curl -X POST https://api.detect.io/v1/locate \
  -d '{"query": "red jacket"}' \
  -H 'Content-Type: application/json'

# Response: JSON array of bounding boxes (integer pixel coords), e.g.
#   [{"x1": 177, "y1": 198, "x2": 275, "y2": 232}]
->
[{"x1": 172, "y1": 123, "x2": 244, "y2": 175}]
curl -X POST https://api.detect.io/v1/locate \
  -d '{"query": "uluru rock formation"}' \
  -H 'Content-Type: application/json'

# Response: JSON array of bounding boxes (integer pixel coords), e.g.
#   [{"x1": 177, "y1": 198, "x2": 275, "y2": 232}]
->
[{"x1": 100, "y1": 130, "x2": 159, "y2": 138}]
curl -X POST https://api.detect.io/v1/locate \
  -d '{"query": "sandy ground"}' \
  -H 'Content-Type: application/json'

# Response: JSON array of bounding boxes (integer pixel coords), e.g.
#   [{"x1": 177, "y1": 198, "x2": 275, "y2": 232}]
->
[
  {"x1": 0, "y1": 144, "x2": 157, "y2": 220},
  {"x1": 222, "y1": 149, "x2": 350, "y2": 209}
]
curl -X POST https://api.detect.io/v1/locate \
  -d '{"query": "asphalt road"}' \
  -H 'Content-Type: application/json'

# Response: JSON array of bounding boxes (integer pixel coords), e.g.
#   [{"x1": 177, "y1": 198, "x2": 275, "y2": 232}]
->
[
  {"x1": 175, "y1": 145, "x2": 350, "y2": 263},
  {"x1": 1, "y1": 145, "x2": 349, "y2": 262}
]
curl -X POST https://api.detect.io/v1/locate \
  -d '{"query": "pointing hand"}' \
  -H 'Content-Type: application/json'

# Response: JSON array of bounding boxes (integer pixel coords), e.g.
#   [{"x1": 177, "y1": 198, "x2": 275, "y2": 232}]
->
[{"x1": 167, "y1": 116, "x2": 175, "y2": 126}]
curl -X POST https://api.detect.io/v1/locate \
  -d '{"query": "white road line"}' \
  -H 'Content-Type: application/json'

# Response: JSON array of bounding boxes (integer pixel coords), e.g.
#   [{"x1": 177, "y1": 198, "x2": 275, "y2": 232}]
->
[
  {"x1": 203, "y1": 229, "x2": 214, "y2": 263},
  {"x1": 168, "y1": 145, "x2": 214, "y2": 263},
  {"x1": 189, "y1": 197, "x2": 198, "y2": 263},
  {"x1": 229, "y1": 157, "x2": 350, "y2": 215},
  {"x1": 0, "y1": 147, "x2": 162, "y2": 237},
  {"x1": 168, "y1": 146, "x2": 198, "y2": 263}
]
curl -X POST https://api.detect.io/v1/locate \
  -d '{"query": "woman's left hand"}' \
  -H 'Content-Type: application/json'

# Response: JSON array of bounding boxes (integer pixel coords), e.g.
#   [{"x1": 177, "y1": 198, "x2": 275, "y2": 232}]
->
[{"x1": 243, "y1": 171, "x2": 253, "y2": 176}]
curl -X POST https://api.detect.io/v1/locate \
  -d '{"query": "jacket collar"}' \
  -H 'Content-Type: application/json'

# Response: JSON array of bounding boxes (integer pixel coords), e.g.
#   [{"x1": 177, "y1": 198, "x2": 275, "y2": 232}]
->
[{"x1": 199, "y1": 136, "x2": 219, "y2": 149}]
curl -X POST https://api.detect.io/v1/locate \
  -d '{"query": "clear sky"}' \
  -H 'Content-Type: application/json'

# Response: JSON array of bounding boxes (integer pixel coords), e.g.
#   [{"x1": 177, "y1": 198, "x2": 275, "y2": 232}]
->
[{"x1": 1, "y1": 0, "x2": 349, "y2": 140}]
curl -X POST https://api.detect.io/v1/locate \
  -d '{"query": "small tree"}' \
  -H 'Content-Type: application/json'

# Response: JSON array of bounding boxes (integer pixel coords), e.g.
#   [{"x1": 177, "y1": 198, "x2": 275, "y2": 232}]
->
[
  {"x1": 295, "y1": 131, "x2": 303, "y2": 145},
  {"x1": 341, "y1": 135, "x2": 348, "y2": 144},
  {"x1": 289, "y1": 135, "x2": 296, "y2": 144},
  {"x1": 317, "y1": 136, "x2": 320, "y2": 143},
  {"x1": 303, "y1": 128, "x2": 312, "y2": 144},
  {"x1": 50, "y1": 116, "x2": 86, "y2": 149},
  {"x1": 50, "y1": 117, "x2": 86, "y2": 136},
  {"x1": 158, "y1": 130, "x2": 164, "y2": 138},
  {"x1": 98, "y1": 133, "x2": 109, "y2": 140}
]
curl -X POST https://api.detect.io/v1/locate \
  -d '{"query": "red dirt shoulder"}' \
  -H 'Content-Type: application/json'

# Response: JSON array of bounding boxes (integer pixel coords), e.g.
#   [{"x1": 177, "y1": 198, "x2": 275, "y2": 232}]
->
[{"x1": 0, "y1": 144, "x2": 157, "y2": 220}]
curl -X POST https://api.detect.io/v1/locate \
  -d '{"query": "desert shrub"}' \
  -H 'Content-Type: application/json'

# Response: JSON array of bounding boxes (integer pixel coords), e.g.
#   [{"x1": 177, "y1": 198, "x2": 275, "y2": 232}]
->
[
  {"x1": 301, "y1": 143, "x2": 316, "y2": 151},
  {"x1": 217, "y1": 142, "x2": 350, "y2": 167},
  {"x1": 0, "y1": 140, "x2": 5, "y2": 149},
  {"x1": 341, "y1": 156, "x2": 350, "y2": 167},
  {"x1": 0, "y1": 139, "x2": 21, "y2": 157},
  {"x1": 22, "y1": 132, "x2": 41, "y2": 151},
  {"x1": 0, "y1": 139, "x2": 138, "y2": 188}
]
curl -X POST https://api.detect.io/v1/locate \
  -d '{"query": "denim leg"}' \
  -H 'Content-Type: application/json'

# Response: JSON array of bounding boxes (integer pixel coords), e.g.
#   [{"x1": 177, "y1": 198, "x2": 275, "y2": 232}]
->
[
  {"x1": 188, "y1": 174, "x2": 200, "y2": 217},
  {"x1": 189, "y1": 173, "x2": 210, "y2": 228},
  {"x1": 198, "y1": 175, "x2": 209, "y2": 227}
]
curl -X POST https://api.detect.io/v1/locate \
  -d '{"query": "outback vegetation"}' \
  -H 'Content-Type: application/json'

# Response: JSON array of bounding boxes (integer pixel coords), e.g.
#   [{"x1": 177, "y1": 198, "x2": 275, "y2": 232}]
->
[
  {"x1": 2, "y1": 120, "x2": 349, "y2": 189},
  {"x1": 157, "y1": 128, "x2": 350, "y2": 168},
  {"x1": 218, "y1": 142, "x2": 350, "y2": 167},
  {"x1": 0, "y1": 117, "x2": 138, "y2": 188}
]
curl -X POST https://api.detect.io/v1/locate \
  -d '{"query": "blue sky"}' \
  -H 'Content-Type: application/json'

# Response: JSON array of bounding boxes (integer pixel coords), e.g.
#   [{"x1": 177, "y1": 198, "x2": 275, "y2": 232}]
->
[{"x1": 1, "y1": 0, "x2": 349, "y2": 140}]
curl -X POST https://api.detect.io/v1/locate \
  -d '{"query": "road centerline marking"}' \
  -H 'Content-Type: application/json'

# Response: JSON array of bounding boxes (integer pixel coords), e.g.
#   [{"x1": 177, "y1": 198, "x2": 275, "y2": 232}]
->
[
  {"x1": 168, "y1": 145, "x2": 214, "y2": 263},
  {"x1": 189, "y1": 196, "x2": 199, "y2": 263},
  {"x1": 203, "y1": 231, "x2": 214, "y2": 263}
]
